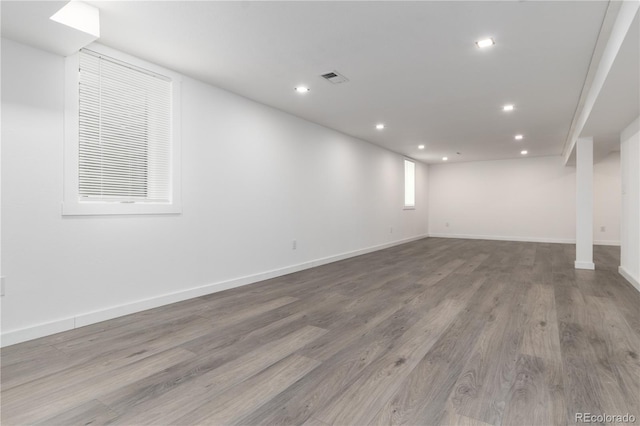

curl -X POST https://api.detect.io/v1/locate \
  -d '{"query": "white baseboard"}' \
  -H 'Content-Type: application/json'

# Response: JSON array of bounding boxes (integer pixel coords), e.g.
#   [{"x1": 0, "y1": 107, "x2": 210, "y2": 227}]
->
[
  {"x1": 1, "y1": 234, "x2": 428, "y2": 347},
  {"x1": 427, "y1": 233, "x2": 574, "y2": 244},
  {"x1": 594, "y1": 239, "x2": 622, "y2": 246},
  {"x1": 575, "y1": 261, "x2": 596, "y2": 270},
  {"x1": 1, "y1": 318, "x2": 76, "y2": 346},
  {"x1": 619, "y1": 266, "x2": 640, "y2": 292},
  {"x1": 427, "y1": 233, "x2": 620, "y2": 246}
]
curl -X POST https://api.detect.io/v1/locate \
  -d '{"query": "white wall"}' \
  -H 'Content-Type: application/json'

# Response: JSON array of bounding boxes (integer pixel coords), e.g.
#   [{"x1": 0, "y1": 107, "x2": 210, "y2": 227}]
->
[
  {"x1": 0, "y1": 38, "x2": 429, "y2": 346},
  {"x1": 428, "y1": 153, "x2": 621, "y2": 245},
  {"x1": 620, "y1": 117, "x2": 639, "y2": 290}
]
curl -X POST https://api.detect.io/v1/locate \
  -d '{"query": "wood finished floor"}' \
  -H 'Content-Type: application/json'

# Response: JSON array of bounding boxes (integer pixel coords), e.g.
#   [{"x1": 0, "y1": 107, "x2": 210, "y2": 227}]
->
[{"x1": 1, "y1": 238, "x2": 639, "y2": 426}]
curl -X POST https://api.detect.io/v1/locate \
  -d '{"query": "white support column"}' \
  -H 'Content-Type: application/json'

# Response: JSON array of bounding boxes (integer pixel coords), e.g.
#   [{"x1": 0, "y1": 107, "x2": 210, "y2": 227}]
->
[{"x1": 575, "y1": 137, "x2": 595, "y2": 270}]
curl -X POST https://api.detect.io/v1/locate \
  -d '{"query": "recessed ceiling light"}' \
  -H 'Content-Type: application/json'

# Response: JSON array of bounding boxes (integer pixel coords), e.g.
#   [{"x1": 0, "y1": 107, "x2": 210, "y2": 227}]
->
[
  {"x1": 521, "y1": 150, "x2": 528, "y2": 155},
  {"x1": 376, "y1": 124, "x2": 385, "y2": 130},
  {"x1": 294, "y1": 86, "x2": 309, "y2": 93},
  {"x1": 475, "y1": 38, "x2": 495, "y2": 48},
  {"x1": 503, "y1": 104, "x2": 514, "y2": 112},
  {"x1": 418, "y1": 145, "x2": 425, "y2": 150},
  {"x1": 515, "y1": 134, "x2": 523, "y2": 140},
  {"x1": 50, "y1": 1, "x2": 100, "y2": 37},
  {"x1": 442, "y1": 157, "x2": 448, "y2": 161}
]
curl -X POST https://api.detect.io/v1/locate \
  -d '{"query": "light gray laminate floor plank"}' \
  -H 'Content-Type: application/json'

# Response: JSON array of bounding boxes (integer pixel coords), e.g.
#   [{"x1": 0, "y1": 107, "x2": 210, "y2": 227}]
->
[
  {"x1": 174, "y1": 354, "x2": 321, "y2": 425},
  {"x1": 2, "y1": 238, "x2": 637, "y2": 426},
  {"x1": 370, "y1": 274, "x2": 514, "y2": 426},
  {"x1": 107, "y1": 325, "x2": 327, "y2": 425},
  {"x1": 237, "y1": 302, "x2": 426, "y2": 425},
  {"x1": 581, "y1": 296, "x2": 640, "y2": 418},
  {"x1": 502, "y1": 354, "x2": 566, "y2": 426},
  {"x1": 312, "y1": 298, "x2": 465, "y2": 426},
  {"x1": 520, "y1": 284, "x2": 564, "y2": 364},
  {"x1": 2, "y1": 347, "x2": 196, "y2": 425},
  {"x1": 34, "y1": 399, "x2": 119, "y2": 426},
  {"x1": 97, "y1": 311, "x2": 315, "y2": 415}
]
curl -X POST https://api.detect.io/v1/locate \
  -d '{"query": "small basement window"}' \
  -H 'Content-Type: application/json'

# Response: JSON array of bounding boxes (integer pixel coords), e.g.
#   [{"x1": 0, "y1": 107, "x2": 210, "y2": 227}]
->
[
  {"x1": 63, "y1": 45, "x2": 181, "y2": 215},
  {"x1": 404, "y1": 159, "x2": 415, "y2": 208}
]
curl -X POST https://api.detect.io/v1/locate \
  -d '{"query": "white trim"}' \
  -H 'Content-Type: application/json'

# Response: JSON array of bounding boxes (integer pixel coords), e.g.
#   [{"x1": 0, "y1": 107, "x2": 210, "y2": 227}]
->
[
  {"x1": 619, "y1": 266, "x2": 640, "y2": 292},
  {"x1": 1, "y1": 318, "x2": 76, "y2": 347},
  {"x1": 428, "y1": 233, "x2": 574, "y2": 244},
  {"x1": 427, "y1": 233, "x2": 620, "y2": 246},
  {"x1": 1, "y1": 234, "x2": 428, "y2": 347},
  {"x1": 593, "y1": 239, "x2": 622, "y2": 246},
  {"x1": 575, "y1": 261, "x2": 595, "y2": 270}
]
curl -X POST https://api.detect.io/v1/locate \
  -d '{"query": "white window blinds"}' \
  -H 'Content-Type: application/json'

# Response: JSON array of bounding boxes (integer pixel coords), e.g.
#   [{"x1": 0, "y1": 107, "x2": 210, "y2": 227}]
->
[
  {"x1": 404, "y1": 159, "x2": 415, "y2": 207},
  {"x1": 78, "y1": 49, "x2": 172, "y2": 203}
]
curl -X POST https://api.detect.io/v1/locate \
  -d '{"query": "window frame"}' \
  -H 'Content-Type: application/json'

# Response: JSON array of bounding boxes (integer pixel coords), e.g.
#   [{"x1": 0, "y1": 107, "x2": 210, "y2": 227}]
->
[
  {"x1": 403, "y1": 158, "x2": 416, "y2": 209},
  {"x1": 62, "y1": 43, "x2": 182, "y2": 216}
]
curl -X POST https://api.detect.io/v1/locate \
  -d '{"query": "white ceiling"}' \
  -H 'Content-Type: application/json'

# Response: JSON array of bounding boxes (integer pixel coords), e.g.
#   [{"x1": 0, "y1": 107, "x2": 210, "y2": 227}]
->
[
  {"x1": 582, "y1": 12, "x2": 640, "y2": 159},
  {"x1": 2, "y1": 1, "x2": 637, "y2": 163},
  {"x1": 1, "y1": 1, "x2": 96, "y2": 56}
]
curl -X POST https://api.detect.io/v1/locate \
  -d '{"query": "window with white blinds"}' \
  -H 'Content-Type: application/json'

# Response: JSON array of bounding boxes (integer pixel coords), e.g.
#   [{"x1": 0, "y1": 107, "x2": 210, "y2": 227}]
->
[
  {"x1": 78, "y1": 49, "x2": 171, "y2": 203},
  {"x1": 404, "y1": 159, "x2": 416, "y2": 208},
  {"x1": 63, "y1": 45, "x2": 181, "y2": 215}
]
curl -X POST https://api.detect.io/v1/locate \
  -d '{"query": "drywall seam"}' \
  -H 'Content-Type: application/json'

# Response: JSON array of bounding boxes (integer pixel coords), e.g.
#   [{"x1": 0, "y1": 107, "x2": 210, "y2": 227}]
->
[{"x1": 1, "y1": 234, "x2": 428, "y2": 347}]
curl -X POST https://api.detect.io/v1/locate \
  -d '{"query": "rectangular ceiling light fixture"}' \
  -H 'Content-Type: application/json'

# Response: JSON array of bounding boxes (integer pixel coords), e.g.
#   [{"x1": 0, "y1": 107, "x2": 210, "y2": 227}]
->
[{"x1": 50, "y1": 1, "x2": 100, "y2": 38}]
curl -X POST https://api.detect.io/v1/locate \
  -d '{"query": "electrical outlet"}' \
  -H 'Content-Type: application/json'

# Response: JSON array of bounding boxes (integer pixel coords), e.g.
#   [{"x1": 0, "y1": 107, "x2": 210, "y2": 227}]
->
[
  {"x1": 292, "y1": 240, "x2": 297, "y2": 250},
  {"x1": 445, "y1": 222, "x2": 450, "y2": 228},
  {"x1": 1, "y1": 276, "x2": 5, "y2": 297},
  {"x1": 600, "y1": 226, "x2": 606, "y2": 232},
  {"x1": 390, "y1": 227, "x2": 393, "y2": 233}
]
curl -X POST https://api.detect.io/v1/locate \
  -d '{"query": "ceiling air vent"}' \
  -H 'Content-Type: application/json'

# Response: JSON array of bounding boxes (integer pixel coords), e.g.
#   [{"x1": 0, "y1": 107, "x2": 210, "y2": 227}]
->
[{"x1": 321, "y1": 71, "x2": 349, "y2": 84}]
